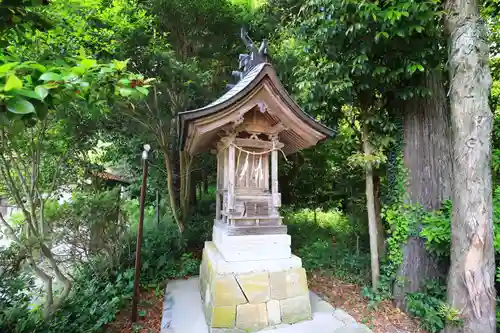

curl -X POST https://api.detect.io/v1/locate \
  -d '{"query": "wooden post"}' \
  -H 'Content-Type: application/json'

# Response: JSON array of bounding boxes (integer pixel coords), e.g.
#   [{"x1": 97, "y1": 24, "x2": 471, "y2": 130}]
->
[
  {"x1": 131, "y1": 144, "x2": 150, "y2": 323},
  {"x1": 227, "y1": 137, "x2": 235, "y2": 219},
  {"x1": 271, "y1": 142, "x2": 278, "y2": 217},
  {"x1": 215, "y1": 152, "x2": 221, "y2": 221}
]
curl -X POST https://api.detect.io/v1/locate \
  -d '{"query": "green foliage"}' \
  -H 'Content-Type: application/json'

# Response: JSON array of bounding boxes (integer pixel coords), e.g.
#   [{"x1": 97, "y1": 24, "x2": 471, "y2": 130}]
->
[
  {"x1": 0, "y1": 246, "x2": 34, "y2": 332},
  {"x1": 38, "y1": 261, "x2": 135, "y2": 333},
  {"x1": 421, "y1": 189, "x2": 500, "y2": 256},
  {"x1": 284, "y1": 208, "x2": 362, "y2": 250},
  {"x1": 284, "y1": 208, "x2": 371, "y2": 284},
  {"x1": 405, "y1": 280, "x2": 448, "y2": 333},
  {"x1": 283, "y1": 0, "x2": 444, "y2": 120},
  {"x1": 298, "y1": 240, "x2": 371, "y2": 285},
  {"x1": 0, "y1": 54, "x2": 150, "y2": 131},
  {"x1": 0, "y1": 195, "x2": 202, "y2": 333},
  {"x1": 419, "y1": 200, "x2": 453, "y2": 257}
]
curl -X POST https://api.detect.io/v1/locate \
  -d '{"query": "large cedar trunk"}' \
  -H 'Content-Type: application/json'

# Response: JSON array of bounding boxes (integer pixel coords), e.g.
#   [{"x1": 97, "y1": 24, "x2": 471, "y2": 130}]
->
[
  {"x1": 393, "y1": 70, "x2": 453, "y2": 310},
  {"x1": 444, "y1": 1, "x2": 496, "y2": 332}
]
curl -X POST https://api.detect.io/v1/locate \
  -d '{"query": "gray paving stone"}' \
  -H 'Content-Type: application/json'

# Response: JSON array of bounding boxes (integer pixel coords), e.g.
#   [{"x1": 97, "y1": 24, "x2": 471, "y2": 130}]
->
[
  {"x1": 332, "y1": 309, "x2": 357, "y2": 325},
  {"x1": 333, "y1": 323, "x2": 372, "y2": 333},
  {"x1": 309, "y1": 292, "x2": 335, "y2": 314},
  {"x1": 162, "y1": 276, "x2": 362, "y2": 333}
]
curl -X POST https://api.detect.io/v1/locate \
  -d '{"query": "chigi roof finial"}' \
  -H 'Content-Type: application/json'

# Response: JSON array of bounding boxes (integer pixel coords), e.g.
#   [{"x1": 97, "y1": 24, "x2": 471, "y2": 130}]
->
[{"x1": 227, "y1": 27, "x2": 269, "y2": 90}]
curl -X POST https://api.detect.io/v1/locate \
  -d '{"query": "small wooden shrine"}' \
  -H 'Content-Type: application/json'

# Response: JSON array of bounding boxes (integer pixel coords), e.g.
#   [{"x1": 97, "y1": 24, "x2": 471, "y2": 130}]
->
[{"x1": 179, "y1": 29, "x2": 334, "y2": 332}]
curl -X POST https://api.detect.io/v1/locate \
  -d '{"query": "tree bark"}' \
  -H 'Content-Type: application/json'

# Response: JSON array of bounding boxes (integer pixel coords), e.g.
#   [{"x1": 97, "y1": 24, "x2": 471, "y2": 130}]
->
[
  {"x1": 362, "y1": 124, "x2": 380, "y2": 289},
  {"x1": 373, "y1": 174, "x2": 386, "y2": 258},
  {"x1": 444, "y1": 1, "x2": 496, "y2": 332},
  {"x1": 393, "y1": 70, "x2": 453, "y2": 310}
]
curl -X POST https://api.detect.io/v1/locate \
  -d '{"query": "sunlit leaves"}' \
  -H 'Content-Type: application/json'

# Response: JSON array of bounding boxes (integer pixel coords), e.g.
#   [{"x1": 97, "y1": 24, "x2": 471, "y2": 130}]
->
[
  {"x1": 0, "y1": 55, "x2": 152, "y2": 131},
  {"x1": 4, "y1": 75, "x2": 23, "y2": 91},
  {"x1": 39, "y1": 72, "x2": 64, "y2": 81}
]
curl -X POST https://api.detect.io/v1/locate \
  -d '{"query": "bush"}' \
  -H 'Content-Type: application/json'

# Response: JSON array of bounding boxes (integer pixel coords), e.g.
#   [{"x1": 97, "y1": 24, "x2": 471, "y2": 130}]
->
[
  {"x1": 284, "y1": 208, "x2": 371, "y2": 285},
  {"x1": 297, "y1": 239, "x2": 371, "y2": 284},
  {"x1": 0, "y1": 194, "x2": 206, "y2": 333},
  {"x1": 0, "y1": 246, "x2": 35, "y2": 333},
  {"x1": 405, "y1": 280, "x2": 447, "y2": 333},
  {"x1": 284, "y1": 208, "x2": 365, "y2": 251}
]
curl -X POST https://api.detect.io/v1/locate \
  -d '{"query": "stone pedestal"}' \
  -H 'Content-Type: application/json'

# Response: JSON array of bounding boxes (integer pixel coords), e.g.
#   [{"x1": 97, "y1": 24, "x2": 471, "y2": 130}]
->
[{"x1": 199, "y1": 237, "x2": 312, "y2": 332}]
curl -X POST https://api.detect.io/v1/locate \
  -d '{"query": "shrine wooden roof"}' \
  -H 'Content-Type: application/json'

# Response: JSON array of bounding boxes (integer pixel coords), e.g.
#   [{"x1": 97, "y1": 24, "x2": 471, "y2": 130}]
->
[{"x1": 179, "y1": 63, "x2": 335, "y2": 155}]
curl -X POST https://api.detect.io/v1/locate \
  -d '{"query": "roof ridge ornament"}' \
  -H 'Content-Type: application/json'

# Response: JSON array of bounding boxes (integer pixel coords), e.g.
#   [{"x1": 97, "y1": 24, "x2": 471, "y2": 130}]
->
[{"x1": 227, "y1": 28, "x2": 269, "y2": 90}]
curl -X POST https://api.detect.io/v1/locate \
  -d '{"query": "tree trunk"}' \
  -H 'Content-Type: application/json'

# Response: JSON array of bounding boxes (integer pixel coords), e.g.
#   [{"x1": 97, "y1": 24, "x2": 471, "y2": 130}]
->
[
  {"x1": 362, "y1": 124, "x2": 380, "y2": 289},
  {"x1": 393, "y1": 70, "x2": 453, "y2": 310},
  {"x1": 373, "y1": 174, "x2": 386, "y2": 258},
  {"x1": 444, "y1": 1, "x2": 496, "y2": 332}
]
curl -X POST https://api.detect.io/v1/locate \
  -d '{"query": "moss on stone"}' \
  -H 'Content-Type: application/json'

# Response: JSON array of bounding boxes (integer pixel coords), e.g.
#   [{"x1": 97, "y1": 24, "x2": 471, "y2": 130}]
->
[
  {"x1": 213, "y1": 276, "x2": 247, "y2": 306},
  {"x1": 280, "y1": 295, "x2": 312, "y2": 324},
  {"x1": 212, "y1": 306, "x2": 236, "y2": 328},
  {"x1": 236, "y1": 272, "x2": 270, "y2": 304}
]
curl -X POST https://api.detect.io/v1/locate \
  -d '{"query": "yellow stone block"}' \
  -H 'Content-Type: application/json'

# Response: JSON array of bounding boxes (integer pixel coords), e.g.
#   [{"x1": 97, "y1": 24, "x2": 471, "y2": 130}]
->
[
  {"x1": 212, "y1": 306, "x2": 236, "y2": 328},
  {"x1": 236, "y1": 303, "x2": 268, "y2": 331},
  {"x1": 236, "y1": 272, "x2": 270, "y2": 304},
  {"x1": 280, "y1": 295, "x2": 311, "y2": 324},
  {"x1": 269, "y1": 271, "x2": 287, "y2": 299},
  {"x1": 213, "y1": 276, "x2": 247, "y2": 306},
  {"x1": 285, "y1": 268, "x2": 308, "y2": 298}
]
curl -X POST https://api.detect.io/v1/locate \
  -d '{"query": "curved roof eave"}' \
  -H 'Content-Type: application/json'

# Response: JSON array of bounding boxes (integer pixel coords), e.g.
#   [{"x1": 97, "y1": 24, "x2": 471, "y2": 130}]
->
[{"x1": 178, "y1": 63, "x2": 336, "y2": 150}]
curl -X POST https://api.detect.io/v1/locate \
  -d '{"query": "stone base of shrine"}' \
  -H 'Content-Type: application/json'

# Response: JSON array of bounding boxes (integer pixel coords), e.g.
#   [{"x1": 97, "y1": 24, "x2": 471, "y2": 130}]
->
[
  {"x1": 212, "y1": 224, "x2": 291, "y2": 262},
  {"x1": 199, "y1": 241, "x2": 312, "y2": 332}
]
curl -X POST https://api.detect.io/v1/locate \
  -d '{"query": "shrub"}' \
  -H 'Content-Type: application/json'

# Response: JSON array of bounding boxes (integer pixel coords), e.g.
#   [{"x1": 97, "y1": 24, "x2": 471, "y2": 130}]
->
[
  {"x1": 284, "y1": 208, "x2": 364, "y2": 251},
  {"x1": 297, "y1": 239, "x2": 371, "y2": 285},
  {"x1": 0, "y1": 194, "x2": 206, "y2": 333},
  {"x1": 0, "y1": 246, "x2": 35, "y2": 333},
  {"x1": 405, "y1": 280, "x2": 447, "y2": 333}
]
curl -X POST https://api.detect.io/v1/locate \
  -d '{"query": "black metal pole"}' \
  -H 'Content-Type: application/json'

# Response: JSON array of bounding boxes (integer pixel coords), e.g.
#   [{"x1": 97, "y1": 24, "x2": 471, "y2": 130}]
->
[{"x1": 131, "y1": 144, "x2": 150, "y2": 322}]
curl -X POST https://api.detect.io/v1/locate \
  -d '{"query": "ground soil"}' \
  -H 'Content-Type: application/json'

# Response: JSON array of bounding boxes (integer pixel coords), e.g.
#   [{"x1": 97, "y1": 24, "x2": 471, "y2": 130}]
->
[
  {"x1": 309, "y1": 272, "x2": 426, "y2": 333},
  {"x1": 107, "y1": 272, "x2": 425, "y2": 333},
  {"x1": 106, "y1": 288, "x2": 164, "y2": 333}
]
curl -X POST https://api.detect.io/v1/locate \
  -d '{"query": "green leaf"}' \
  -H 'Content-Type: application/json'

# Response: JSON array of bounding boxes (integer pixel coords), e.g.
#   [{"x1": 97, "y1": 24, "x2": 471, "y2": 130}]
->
[
  {"x1": 80, "y1": 59, "x2": 97, "y2": 69},
  {"x1": 0, "y1": 62, "x2": 19, "y2": 74},
  {"x1": 7, "y1": 97, "x2": 36, "y2": 114},
  {"x1": 39, "y1": 72, "x2": 63, "y2": 82},
  {"x1": 71, "y1": 66, "x2": 87, "y2": 75},
  {"x1": 5, "y1": 75, "x2": 23, "y2": 91},
  {"x1": 18, "y1": 62, "x2": 47, "y2": 72},
  {"x1": 119, "y1": 87, "x2": 135, "y2": 97},
  {"x1": 136, "y1": 86, "x2": 149, "y2": 96},
  {"x1": 113, "y1": 59, "x2": 129, "y2": 71},
  {"x1": 35, "y1": 86, "x2": 49, "y2": 100},
  {"x1": 11, "y1": 89, "x2": 42, "y2": 100}
]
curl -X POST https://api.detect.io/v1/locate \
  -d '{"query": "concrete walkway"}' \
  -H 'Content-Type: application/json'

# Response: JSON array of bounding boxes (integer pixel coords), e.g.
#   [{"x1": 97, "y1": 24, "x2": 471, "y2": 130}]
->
[{"x1": 161, "y1": 277, "x2": 372, "y2": 333}]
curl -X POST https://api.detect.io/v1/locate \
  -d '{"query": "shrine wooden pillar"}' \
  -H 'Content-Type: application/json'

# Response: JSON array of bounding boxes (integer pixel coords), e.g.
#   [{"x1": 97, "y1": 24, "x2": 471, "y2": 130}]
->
[
  {"x1": 271, "y1": 137, "x2": 279, "y2": 217},
  {"x1": 227, "y1": 136, "x2": 235, "y2": 215},
  {"x1": 215, "y1": 152, "x2": 221, "y2": 221}
]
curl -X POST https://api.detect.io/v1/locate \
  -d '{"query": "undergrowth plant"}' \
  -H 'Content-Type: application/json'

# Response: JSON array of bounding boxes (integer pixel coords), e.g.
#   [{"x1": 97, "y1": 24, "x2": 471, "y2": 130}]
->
[
  {"x1": 0, "y1": 197, "x2": 204, "y2": 333},
  {"x1": 285, "y1": 208, "x2": 371, "y2": 285}
]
